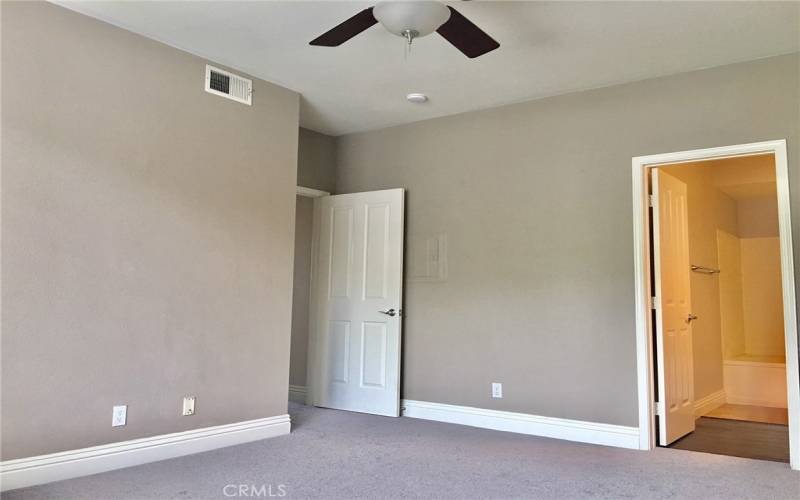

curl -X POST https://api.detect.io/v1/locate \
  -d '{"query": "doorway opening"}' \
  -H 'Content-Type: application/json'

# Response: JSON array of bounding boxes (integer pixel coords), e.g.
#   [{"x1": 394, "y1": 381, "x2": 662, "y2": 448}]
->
[
  {"x1": 632, "y1": 140, "x2": 799, "y2": 470},
  {"x1": 288, "y1": 186, "x2": 330, "y2": 407}
]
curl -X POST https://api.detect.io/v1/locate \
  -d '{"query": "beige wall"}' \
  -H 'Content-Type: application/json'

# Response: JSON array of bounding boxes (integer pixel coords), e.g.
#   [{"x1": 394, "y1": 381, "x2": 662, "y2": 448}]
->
[
  {"x1": 665, "y1": 162, "x2": 739, "y2": 401},
  {"x1": 289, "y1": 196, "x2": 314, "y2": 387},
  {"x1": 336, "y1": 53, "x2": 799, "y2": 426},
  {"x1": 1, "y1": 2, "x2": 299, "y2": 460},
  {"x1": 297, "y1": 128, "x2": 337, "y2": 193}
]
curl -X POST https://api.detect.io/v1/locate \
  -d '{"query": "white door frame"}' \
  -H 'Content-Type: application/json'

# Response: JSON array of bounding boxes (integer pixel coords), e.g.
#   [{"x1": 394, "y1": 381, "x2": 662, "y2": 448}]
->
[
  {"x1": 295, "y1": 185, "x2": 329, "y2": 406},
  {"x1": 631, "y1": 139, "x2": 799, "y2": 470}
]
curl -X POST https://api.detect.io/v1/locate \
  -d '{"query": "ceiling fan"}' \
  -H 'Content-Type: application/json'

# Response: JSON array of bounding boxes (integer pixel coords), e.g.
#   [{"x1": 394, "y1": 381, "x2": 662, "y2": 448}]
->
[{"x1": 310, "y1": 1, "x2": 499, "y2": 59}]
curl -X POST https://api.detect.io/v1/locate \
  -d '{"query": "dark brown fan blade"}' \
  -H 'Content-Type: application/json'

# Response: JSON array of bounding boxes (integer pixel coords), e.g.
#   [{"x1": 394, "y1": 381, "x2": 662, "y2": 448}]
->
[
  {"x1": 310, "y1": 7, "x2": 377, "y2": 46},
  {"x1": 436, "y1": 6, "x2": 499, "y2": 58}
]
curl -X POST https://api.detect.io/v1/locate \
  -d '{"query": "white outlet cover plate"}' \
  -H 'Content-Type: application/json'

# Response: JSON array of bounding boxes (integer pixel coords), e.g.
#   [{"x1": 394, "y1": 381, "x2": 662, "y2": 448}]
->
[
  {"x1": 492, "y1": 383, "x2": 503, "y2": 398},
  {"x1": 112, "y1": 405, "x2": 127, "y2": 426},
  {"x1": 182, "y1": 396, "x2": 196, "y2": 416}
]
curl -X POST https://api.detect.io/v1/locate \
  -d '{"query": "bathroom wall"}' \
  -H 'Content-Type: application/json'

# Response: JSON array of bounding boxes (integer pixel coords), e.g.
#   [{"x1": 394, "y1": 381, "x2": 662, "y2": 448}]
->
[{"x1": 738, "y1": 198, "x2": 780, "y2": 238}]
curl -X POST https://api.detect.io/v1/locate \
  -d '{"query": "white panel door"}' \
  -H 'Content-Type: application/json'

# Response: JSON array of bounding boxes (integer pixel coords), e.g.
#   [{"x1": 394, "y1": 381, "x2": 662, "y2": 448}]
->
[
  {"x1": 652, "y1": 169, "x2": 696, "y2": 445},
  {"x1": 310, "y1": 189, "x2": 404, "y2": 416}
]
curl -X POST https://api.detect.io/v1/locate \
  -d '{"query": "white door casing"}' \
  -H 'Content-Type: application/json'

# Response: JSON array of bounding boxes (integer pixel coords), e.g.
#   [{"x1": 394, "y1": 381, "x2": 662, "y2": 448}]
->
[
  {"x1": 652, "y1": 169, "x2": 695, "y2": 445},
  {"x1": 309, "y1": 189, "x2": 404, "y2": 417},
  {"x1": 632, "y1": 140, "x2": 798, "y2": 469}
]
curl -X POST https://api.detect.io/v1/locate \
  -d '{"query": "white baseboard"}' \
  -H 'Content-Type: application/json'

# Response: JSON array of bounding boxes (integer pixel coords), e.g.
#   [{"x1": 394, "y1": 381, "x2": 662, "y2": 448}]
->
[
  {"x1": 0, "y1": 414, "x2": 291, "y2": 492},
  {"x1": 401, "y1": 400, "x2": 640, "y2": 450},
  {"x1": 693, "y1": 389, "x2": 726, "y2": 417},
  {"x1": 288, "y1": 385, "x2": 307, "y2": 404}
]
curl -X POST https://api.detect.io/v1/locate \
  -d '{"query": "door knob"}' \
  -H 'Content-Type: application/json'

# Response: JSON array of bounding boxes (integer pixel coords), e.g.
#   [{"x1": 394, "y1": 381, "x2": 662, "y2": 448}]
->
[
  {"x1": 687, "y1": 313, "x2": 698, "y2": 323},
  {"x1": 379, "y1": 308, "x2": 397, "y2": 317}
]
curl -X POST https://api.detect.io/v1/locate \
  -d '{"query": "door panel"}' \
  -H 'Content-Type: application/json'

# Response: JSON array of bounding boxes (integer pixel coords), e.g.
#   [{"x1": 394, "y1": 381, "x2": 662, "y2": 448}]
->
[
  {"x1": 361, "y1": 322, "x2": 387, "y2": 388},
  {"x1": 329, "y1": 208, "x2": 353, "y2": 298},
  {"x1": 363, "y1": 203, "x2": 390, "y2": 299},
  {"x1": 653, "y1": 169, "x2": 695, "y2": 445},
  {"x1": 329, "y1": 321, "x2": 350, "y2": 384},
  {"x1": 311, "y1": 189, "x2": 404, "y2": 417}
]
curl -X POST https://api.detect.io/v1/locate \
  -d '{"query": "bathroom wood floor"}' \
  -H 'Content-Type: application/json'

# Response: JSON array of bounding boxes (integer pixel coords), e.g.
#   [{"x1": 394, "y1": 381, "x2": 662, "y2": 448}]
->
[
  {"x1": 706, "y1": 403, "x2": 788, "y2": 425},
  {"x1": 668, "y1": 416, "x2": 789, "y2": 463}
]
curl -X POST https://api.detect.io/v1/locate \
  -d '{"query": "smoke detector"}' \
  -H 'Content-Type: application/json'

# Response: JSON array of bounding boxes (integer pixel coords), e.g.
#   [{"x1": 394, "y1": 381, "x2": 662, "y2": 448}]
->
[{"x1": 407, "y1": 93, "x2": 428, "y2": 103}]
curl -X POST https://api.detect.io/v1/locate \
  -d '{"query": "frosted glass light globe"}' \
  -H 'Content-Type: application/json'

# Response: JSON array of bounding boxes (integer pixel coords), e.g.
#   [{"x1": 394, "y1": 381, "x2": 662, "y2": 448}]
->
[{"x1": 373, "y1": 1, "x2": 451, "y2": 39}]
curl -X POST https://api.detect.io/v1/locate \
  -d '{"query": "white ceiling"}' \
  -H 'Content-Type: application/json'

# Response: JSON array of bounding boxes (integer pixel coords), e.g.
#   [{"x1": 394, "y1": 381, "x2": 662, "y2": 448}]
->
[{"x1": 55, "y1": 1, "x2": 799, "y2": 136}]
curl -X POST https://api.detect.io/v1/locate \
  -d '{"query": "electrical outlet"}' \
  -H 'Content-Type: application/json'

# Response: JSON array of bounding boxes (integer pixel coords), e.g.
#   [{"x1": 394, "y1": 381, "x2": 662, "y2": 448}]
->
[
  {"x1": 492, "y1": 383, "x2": 503, "y2": 398},
  {"x1": 182, "y1": 396, "x2": 196, "y2": 416},
  {"x1": 112, "y1": 405, "x2": 127, "y2": 427}
]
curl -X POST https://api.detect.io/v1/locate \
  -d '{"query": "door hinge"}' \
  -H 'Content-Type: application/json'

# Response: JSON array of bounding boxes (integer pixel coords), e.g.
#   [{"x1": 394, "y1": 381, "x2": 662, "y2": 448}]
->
[
  {"x1": 655, "y1": 401, "x2": 664, "y2": 416},
  {"x1": 648, "y1": 194, "x2": 654, "y2": 207},
  {"x1": 650, "y1": 296, "x2": 658, "y2": 310}
]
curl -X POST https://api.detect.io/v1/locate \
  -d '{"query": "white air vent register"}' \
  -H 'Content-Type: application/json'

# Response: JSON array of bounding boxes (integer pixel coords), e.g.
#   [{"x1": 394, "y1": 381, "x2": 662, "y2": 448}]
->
[{"x1": 204, "y1": 65, "x2": 252, "y2": 105}]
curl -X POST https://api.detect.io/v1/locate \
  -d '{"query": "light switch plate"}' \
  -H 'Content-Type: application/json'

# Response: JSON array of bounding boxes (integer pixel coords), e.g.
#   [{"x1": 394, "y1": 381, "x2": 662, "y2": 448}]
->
[
  {"x1": 112, "y1": 405, "x2": 127, "y2": 427},
  {"x1": 182, "y1": 396, "x2": 196, "y2": 416}
]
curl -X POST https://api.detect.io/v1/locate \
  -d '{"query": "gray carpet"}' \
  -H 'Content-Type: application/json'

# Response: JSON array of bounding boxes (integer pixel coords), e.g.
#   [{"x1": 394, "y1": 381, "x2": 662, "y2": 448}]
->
[{"x1": 4, "y1": 402, "x2": 799, "y2": 500}]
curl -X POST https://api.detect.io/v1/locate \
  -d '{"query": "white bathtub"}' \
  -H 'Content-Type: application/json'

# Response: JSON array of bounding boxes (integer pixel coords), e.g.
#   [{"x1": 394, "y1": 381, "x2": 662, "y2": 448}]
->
[{"x1": 723, "y1": 354, "x2": 787, "y2": 408}]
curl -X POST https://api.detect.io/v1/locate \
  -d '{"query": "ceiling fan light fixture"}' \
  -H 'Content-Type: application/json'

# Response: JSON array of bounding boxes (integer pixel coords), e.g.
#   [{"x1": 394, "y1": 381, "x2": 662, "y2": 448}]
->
[
  {"x1": 310, "y1": 1, "x2": 499, "y2": 58},
  {"x1": 373, "y1": 1, "x2": 451, "y2": 40}
]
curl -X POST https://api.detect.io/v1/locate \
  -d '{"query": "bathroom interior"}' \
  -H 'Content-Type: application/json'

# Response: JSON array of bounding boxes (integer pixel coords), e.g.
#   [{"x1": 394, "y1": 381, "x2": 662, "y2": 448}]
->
[{"x1": 661, "y1": 153, "x2": 788, "y2": 462}]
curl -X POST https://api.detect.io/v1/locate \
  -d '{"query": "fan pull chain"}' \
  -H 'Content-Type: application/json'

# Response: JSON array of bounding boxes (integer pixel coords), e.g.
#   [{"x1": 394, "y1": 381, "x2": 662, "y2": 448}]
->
[{"x1": 401, "y1": 29, "x2": 416, "y2": 61}]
